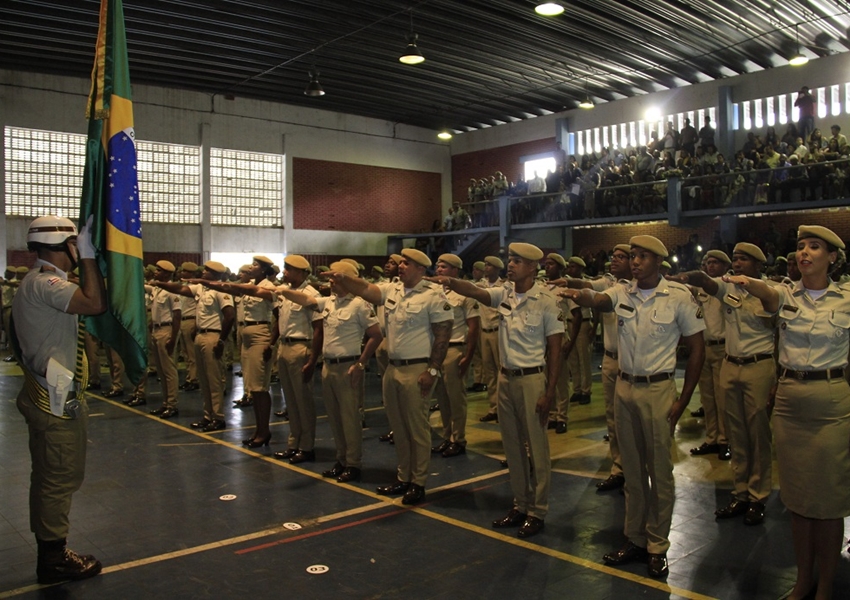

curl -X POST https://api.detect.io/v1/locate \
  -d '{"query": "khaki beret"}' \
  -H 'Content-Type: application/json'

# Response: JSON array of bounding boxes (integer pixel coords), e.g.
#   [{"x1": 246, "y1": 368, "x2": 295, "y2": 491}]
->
[
  {"x1": 272, "y1": 264, "x2": 280, "y2": 274},
  {"x1": 733, "y1": 242, "x2": 766, "y2": 263},
  {"x1": 389, "y1": 254, "x2": 404, "y2": 265},
  {"x1": 705, "y1": 250, "x2": 731, "y2": 264},
  {"x1": 181, "y1": 261, "x2": 199, "y2": 272},
  {"x1": 204, "y1": 260, "x2": 227, "y2": 274},
  {"x1": 253, "y1": 255, "x2": 274, "y2": 266},
  {"x1": 356, "y1": 262, "x2": 365, "y2": 271},
  {"x1": 371, "y1": 265, "x2": 384, "y2": 273},
  {"x1": 340, "y1": 258, "x2": 359, "y2": 268},
  {"x1": 604, "y1": 261, "x2": 611, "y2": 267},
  {"x1": 155, "y1": 260, "x2": 176, "y2": 273},
  {"x1": 508, "y1": 242, "x2": 543, "y2": 261},
  {"x1": 798, "y1": 225, "x2": 845, "y2": 250},
  {"x1": 473, "y1": 261, "x2": 486, "y2": 271},
  {"x1": 661, "y1": 261, "x2": 672, "y2": 269},
  {"x1": 568, "y1": 256, "x2": 586, "y2": 268},
  {"x1": 613, "y1": 244, "x2": 631, "y2": 255},
  {"x1": 238, "y1": 264, "x2": 252, "y2": 273},
  {"x1": 284, "y1": 254, "x2": 310, "y2": 270},
  {"x1": 316, "y1": 265, "x2": 330, "y2": 272},
  {"x1": 787, "y1": 252, "x2": 797, "y2": 262},
  {"x1": 630, "y1": 235, "x2": 668, "y2": 258},
  {"x1": 437, "y1": 253, "x2": 463, "y2": 269},
  {"x1": 401, "y1": 248, "x2": 432, "y2": 268},
  {"x1": 4, "y1": 266, "x2": 14, "y2": 274},
  {"x1": 775, "y1": 256, "x2": 787, "y2": 263},
  {"x1": 546, "y1": 253, "x2": 566, "y2": 267},
  {"x1": 16, "y1": 266, "x2": 29, "y2": 274},
  {"x1": 484, "y1": 256, "x2": 504, "y2": 269},
  {"x1": 145, "y1": 264, "x2": 156, "y2": 273},
  {"x1": 330, "y1": 260, "x2": 358, "y2": 278}
]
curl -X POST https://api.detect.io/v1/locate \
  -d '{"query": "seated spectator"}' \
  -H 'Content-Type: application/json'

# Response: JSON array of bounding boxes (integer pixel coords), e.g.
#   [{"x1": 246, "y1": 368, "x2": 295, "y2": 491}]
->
[
  {"x1": 781, "y1": 123, "x2": 799, "y2": 149},
  {"x1": 792, "y1": 137, "x2": 810, "y2": 160},
  {"x1": 741, "y1": 132, "x2": 763, "y2": 158},
  {"x1": 764, "y1": 126, "x2": 778, "y2": 150},
  {"x1": 808, "y1": 128, "x2": 825, "y2": 150},
  {"x1": 829, "y1": 125, "x2": 847, "y2": 149}
]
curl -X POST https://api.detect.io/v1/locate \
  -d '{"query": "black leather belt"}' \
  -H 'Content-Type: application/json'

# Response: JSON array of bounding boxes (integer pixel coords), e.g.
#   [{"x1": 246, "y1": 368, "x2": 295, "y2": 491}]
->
[
  {"x1": 282, "y1": 337, "x2": 308, "y2": 343},
  {"x1": 481, "y1": 327, "x2": 499, "y2": 333},
  {"x1": 198, "y1": 328, "x2": 221, "y2": 334},
  {"x1": 390, "y1": 357, "x2": 429, "y2": 367},
  {"x1": 604, "y1": 349, "x2": 618, "y2": 360},
  {"x1": 449, "y1": 341, "x2": 465, "y2": 347},
  {"x1": 619, "y1": 371, "x2": 673, "y2": 384},
  {"x1": 181, "y1": 316, "x2": 195, "y2": 321},
  {"x1": 779, "y1": 367, "x2": 845, "y2": 381},
  {"x1": 326, "y1": 355, "x2": 359, "y2": 365},
  {"x1": 240, "y1": 321, "x2": 270, "y2": 326},
  {"x1": 151, "y1": 322, "x2": 173, "y2": 329},
  {"x1": 706, "y1": 339, "x2": 725, "y2": 347},
  {"x1": 724, "y1": 353, "x2": 773, "y2": 366},
  {"x1": 500, "y1": 366, "x2": 544, "y2": 377}
]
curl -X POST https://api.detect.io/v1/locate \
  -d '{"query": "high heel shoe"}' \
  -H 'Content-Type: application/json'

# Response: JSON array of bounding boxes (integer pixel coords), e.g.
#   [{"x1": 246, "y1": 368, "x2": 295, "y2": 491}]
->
[{"x1": 244, "y1": 435, "x2": 271, "y2": 448}]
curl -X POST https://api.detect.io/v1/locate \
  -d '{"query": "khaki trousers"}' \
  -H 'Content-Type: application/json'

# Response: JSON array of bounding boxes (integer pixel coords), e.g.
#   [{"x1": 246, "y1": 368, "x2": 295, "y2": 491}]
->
[
  {"x1": 434, "y1": 346, "x2": 467, "y2": 444},
  {"x1": 151, "y1": 326, "x2": 179, "y2": 408},
  {"x1": 323, "y1": 361, "x2": 363, "y2": 468},
  {"x1": 375, "y1": 339, "x2": 389, "y2": 377},
  {"x1": 615, "y1": 377, "x2": 676, "y2": 554},
  {"x1": 479, "y1": 329, "x2": 500, "y2": 415},
  {"x1": 552, "y1": 336, "x2": 572, "y2": 424},
  {"x1": 601, "y1": 353, "x2": 623, "y2": 477},
  {"x1": 698, "y1": 344, "x2": 727, "y2": 445},
  {"x1": 498, "y1": 370, "x2": 551, "y2": 519},
  {"x1": 84, "y1": 332, "x2": 101, "y2": 385},
  {"x1": 470, "y1": 342, "x2": 483, "y2": 386},
  {"x1": 278, "y1": 340, "x2": 315, "y2": 451},
  {"x1": 105, "y1": 346, "x2": 146, "y2": 395},
  {"x1": 383, "y1": 362, "x2": 434, "y2": 486},
  {"x1": 195, "y1": 332, "x2": 225, "y2": 421},
  {"x1": 179, "y1": 319, "x2": 198, "y2": 383},
  {"x1": 17, "y1": 394, "x2": 88, "y2": 541},
  {"x1": 567, "y1": 321, "x2": 593, "y2": 395},
  {"x1": 719, "y1": 358, "x2": 774, "y2": 503}
]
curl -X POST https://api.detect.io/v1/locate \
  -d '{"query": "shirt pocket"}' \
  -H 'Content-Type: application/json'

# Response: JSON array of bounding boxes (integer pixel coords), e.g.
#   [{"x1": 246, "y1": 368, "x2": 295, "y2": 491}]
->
[
  {"x1": 828, "y1": 310, "x2": 850, "y2": 339},
  {"x1": 523, "y1": 311, "x2": 542, "y2": 333},
  {"x1": 399, "y1": 302, "x2": 423, "y2": 323},
  {"x1": 649, "y1": 306, "x2": 675, "y2": 339}
]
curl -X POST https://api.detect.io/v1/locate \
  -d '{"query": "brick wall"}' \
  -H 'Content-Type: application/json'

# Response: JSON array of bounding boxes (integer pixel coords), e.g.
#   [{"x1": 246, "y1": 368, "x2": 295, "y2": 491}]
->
[
  {"x1": 292, "y1": 158, "x2": 442, "y2": 233},
  {"x1": 451, "y1": 138, "x2": 556, "y2": 204}
]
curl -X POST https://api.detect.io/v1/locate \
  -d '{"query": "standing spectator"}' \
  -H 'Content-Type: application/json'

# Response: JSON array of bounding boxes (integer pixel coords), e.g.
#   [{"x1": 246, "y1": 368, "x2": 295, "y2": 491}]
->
[
  {"x1": 680, "y1": 117, "x2": 698, "y2": 156},
  {"x1": 698, "y1": 116, "x2": 716, "y2": 150},
  {"x1": 794, "y1": 86, "x2": 816, "y2": 143}
]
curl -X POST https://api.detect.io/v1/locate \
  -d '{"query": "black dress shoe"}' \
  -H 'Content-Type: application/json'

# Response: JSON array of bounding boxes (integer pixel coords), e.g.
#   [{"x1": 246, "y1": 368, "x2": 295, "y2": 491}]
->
[
  {"x1": 555, "y1": 421, "x2": 567, "y2": 434},
  {"x1": 233, "y1": 395, "x2": 253, "y2": 407},
  {"x1": 159, "y1": 407, "x2": 179, "y2": 419},
  {"x1": 36, "y1": 547, "x2": 102, "y2": 584},
  {"x1": 103, "y1": 388, "x2": 124, "y2": 398},
  {"x1": 376, "y1": 480, "x2": 409, "y2": 496},
  {"x1": 492, "y1": 508, "x2": 527, "y2": 528},
  {"x1": 518, "y1": 516, "x2": 544, "y2": 538},
  {"x1": 86, "y1": 382, "x2": 101, "y2": 391},
  {"x1": 547, "y1": 420, "x2": 557, "y2": 430},
  {"x1": 378, "y1": 431, "x2": 394, "y2": 442},
  {"x1": 715, "y1": 499, "x2": 749, "y2": 519},
  {"x1": 183, "y1": 381, "x2": 199, "y2": 391},
  {"x1": 603, "y1": 541, "x2": 649, "y2": 566},
  {"x1": 479, "y1": 413, "x2": 498, "y2": 423},
  {"x1": 274, "y1": 410, "x2": 289, "y2": 419},
  {"x1": 150, "y1": 406, "x2": 166, "y2": 415},
  {"x1": 647, "y1": 553, "x2": 669, "y2": 578},
  {"x1": 401, "y1": 483, "x2": 425, "y2": 505},
  {"x1": 244, "y1": 435, "x2": 271, "y2": 448},
  {"x1": 429, "y1": 404, "x2": 439, "y2": 412},
  {"x1": 289, "y1": 450, "x2": 315, "y2": 464},
  {"x1": 191, "y1": 419, "x2": 211, "y2": 429},
  {"x1": 596, "y1": 474, "x2": 625, "y2": 492},
  {"x1": 431, "y1": 440, "x2": 451, "y2": 454},
  {"x1": 126, "y1": 395, "x2": 147, "y2": 407},
  {"x1": 569, "y1": 393, "x2": 581, "y2": 403},
  {"x1": 337, "y1": 467, "x2": 361, "y2": 483},
  {"x1": 499, "y1": 459, "x2": 508, "y2": 468},
  {"x1": 274, "y1": 448, "x2": 298, "y2": 460},
  {"x1": 744, "y1": 502, "x2": 765, "y2": 526},
  {"x1": 322, "y1": 462, "x2": 345, "y2": 478},
  {"x1": 200, "y1": 419, "x2": 226, "y2": 432},
  {"x1": 717, "y1": 444, "x2": 731, "y2": 460},
  {"x1": 579, "y1": 393, "x2": 591, "y2": 405},
  {"x1": 691, "y1": 406, "x2": 705, "y2": 417},
  {"x1": 690, "y1": 442, "x2": 720, "y2": 456},
  {"x1": 442, "y1": 442, "x2": 466, "y2": 457}
]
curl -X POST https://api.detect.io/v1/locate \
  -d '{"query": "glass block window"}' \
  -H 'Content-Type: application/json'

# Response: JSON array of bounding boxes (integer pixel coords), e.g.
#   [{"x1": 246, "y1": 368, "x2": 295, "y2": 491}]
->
[
  {"x1": 210, "y1": 148, "x2": 283, "y2": 227},
  {"x1": 136, "y1": 141, "x2": 200, "y2": 223},
  {"x1": 4, "y1": 126, "x2": 85, "y2": 218}
]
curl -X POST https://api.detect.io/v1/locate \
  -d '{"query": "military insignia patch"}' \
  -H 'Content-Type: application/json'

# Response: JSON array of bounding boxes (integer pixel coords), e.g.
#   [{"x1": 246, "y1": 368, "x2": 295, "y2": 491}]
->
[
  {"x1": 557, "y1": 312, "x2": 565, "y2": 321},
  {"x1": 696, "y1": 307, "x2": 704, "y2": 319},
  {"x1": 443, "y1": 303, "x2": 452, "y2": 311}
]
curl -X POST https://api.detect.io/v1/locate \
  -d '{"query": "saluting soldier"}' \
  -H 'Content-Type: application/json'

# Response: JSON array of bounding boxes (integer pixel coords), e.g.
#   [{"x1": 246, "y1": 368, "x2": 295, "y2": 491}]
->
[
  {"x1": 565, "y1": 256, "x2": 593, "y2": 405},
  {"x1": 561, "y1": 235, "x2": 705, "y2": 578},
  {"x1": 146, "y1": 260, "x2": 182, "y2": 419},
  {"x1": 177, "y1": 261, "x2": 200, "y2": 391},
  {"x1": 477, "y1": 255, "x2": 504, "y2": 422},
  {"x1": 429, "y1": 242, "x2": 563, "y2": 539}
]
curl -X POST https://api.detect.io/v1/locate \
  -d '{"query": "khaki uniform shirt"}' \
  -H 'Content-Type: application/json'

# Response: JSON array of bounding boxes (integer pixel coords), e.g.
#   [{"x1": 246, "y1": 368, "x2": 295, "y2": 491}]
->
[
  {"x1": 775, "y1": 280, "x2": 850, "y2": 370},
  {"x1": 242, "y1": 279, "x2": 275, "y2": 322},
  {"x1": 12, "y1": 261, "x2": 78, "y2": 376},
  {"x1": 145, "y1": 285, "x2": 181, "y2": 325},
  {"x1": 444, "y1": 289, "x2": 480, "y2": 343},
  {"x1": 692, "y1": 287, "x2": 725, "y2": 342},
  {"x1": 476, "y1": 277, "x2": 503, "y2": 330},
  {"x1": 713, "y1": 279, "x2": 775, "y2": 356},
  {"x1": 315, "y1": 294, "x2": 379, "y2": 359},
  {"x1": 485, "y1": 282, "x2": 563, "y2": 369},
  {"x1": 2, "y1": 280, "x2": 16, "y2": 308},
  {"x1": 377, "y1": 279, "x2": 453, "y2": 360},
  {"x1": 276, "y1": 280, "x2": 321, "y2": 338},
  {"x1": 604, "y1": 277, "x2": 705, "y2": 375},
  {"x1": 180, "y1": 293, "x2": 197, "y2": 318},
  {"x1": 187, "y1": 283, "x2": 234, "y2": 330},
  {"x1": 592, "y1": 275, "x2": 627, "y2": 353}
]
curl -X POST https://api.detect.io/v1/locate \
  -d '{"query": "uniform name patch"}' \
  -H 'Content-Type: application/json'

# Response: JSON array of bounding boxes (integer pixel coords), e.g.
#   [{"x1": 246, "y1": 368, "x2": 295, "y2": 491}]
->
[
  {"x1": 618, "y1": 303, "x2": 634, "y2": 312},
  {"x1": 46, "y1": 276, "x2": 61, "y2": 286}
]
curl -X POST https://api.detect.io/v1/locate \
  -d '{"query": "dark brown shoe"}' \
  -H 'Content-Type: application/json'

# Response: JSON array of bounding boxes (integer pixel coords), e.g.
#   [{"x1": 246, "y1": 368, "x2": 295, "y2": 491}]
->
[
  {"x1": 337, "y1": 467, "x2": 361, "y2": 483},
  {"x1": 744, "y1": 502, "x2": 765, "y2": 526},
  {"x1": 442, "y1": 442, "x2": 466, "y2": 457},
  {"x1": 401, "y1": 483, "x2": 425, "y2": 505},
  {"x1": 690, "y1": 442, "x2": 719, "y2": 456},
  {"x1": 479, "y1": 413, "x2": 498, "y2": 423},
  {"x1": 37, "y1": 546, "x2": 102, "y2": 584},
  {"x1": 274, "y1": 448, "x2": 298, "y2": 460},
  {"x1": 603, "y1": 541, "x2": 648, "y2": 566},
  {"x1": 492, "y1": 508, "x2": 527, "y2": 528},
  {"x1": 717, "y1": 444, "x2": 731, "y2": 460},
  {"x1": 431, "y1": 440, "x2": 451, "y2": 454},
  {"x1": 289, "y1": 450, "x2": 315, "y2": 464},
  {"x1": 647, "y1": 553, "x2": 669, "y2": 578},
  {"x1": 322, "y1": 462, "x2": 345, "y2": 478},
  {"x1": 596, "y1": 474, "x2": 625, "y2": 492},
  {"x1": 715, "y1": 499, "x2": 749, "y2": 519},
  {"x1": 376, "y1": 480, "x2": 409, "y2": 496},
  {"x1": 517, "y1": 516, "x2": 544, "y2": 538}
]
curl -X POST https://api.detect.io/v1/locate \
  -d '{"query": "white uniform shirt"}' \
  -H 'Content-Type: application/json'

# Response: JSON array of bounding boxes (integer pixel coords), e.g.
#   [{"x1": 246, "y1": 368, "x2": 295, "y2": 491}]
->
[
  {"x1": 315, "y1": 294, "x2": 379, "y2": 359},
  {"x1": 276, "y1": 280, "x2": 321, "y2": 339},
  {"x1": 693, "y1": 287, "x2": 725, "y2": 342},
  {"x1": 242, "y1": 279, "x2": 275, "y2": 322},
  {"x1": 187, "y1": 283, "x2": 234, "y2": 330},
  {"x1": 476, "y1": 278, "x2": 503, "y2": 330},
  {"x1": 444, "y1": 289, "x2": 480, "y2": 343},
  {"x1": 145, "y1": 285, "x2": 181, "y2": 325},
  {"x1": 713, "y1": 278, "x2": 776, "y2": 356},
  {"x1": 592, "y1": 275, "x2": 627, "y2": 353},
  {"x1": 377, "y1": 279, "x2": 453, "y2": 360}
]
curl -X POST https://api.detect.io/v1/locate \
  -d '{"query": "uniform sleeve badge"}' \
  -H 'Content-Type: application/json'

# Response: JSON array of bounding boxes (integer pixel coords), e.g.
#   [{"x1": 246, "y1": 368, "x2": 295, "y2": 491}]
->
[
  {"x1": 443, "y1": 303, "x2": 452, "y2": 311},
  {"x1": 557, "y1": 311, "x2": 565, "y2": 321},
  {"x1": 696, "y1": 307, "x2": 704, "y2": 319}
]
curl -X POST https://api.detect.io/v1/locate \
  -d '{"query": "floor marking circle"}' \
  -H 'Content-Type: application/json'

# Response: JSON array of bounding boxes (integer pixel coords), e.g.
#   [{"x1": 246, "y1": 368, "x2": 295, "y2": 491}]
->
[
  {"x1": 306, "y1": 565, "x2": 329, "y2": 574},
  {"x1": 219, "y1": 494, "x2": 237, "y2": 501},
  {"x1": 283, "y1": 522, "x2": 302, "y2": 530}
]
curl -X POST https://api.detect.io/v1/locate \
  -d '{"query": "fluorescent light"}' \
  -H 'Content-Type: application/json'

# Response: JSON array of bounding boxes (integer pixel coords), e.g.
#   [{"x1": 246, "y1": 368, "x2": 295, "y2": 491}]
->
[
  {"x1": 535, "y1": 3, "x2": 564, "y2": 16},
  {"x1": 789, "y1": 53, "x2": 809, "y2": 66},
  {"x1": 437, "y1": 131, "x2": 453, "y2": 140}
]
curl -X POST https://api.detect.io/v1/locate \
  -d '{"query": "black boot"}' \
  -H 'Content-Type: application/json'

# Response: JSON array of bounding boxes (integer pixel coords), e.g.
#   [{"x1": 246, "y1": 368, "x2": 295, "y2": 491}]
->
[{"x1": 36, "y1": 538, "x2": 102, "y2": 584}]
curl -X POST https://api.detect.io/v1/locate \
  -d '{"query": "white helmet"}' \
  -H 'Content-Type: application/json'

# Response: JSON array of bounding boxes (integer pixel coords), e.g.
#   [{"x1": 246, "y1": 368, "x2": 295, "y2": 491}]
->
[{"x1": 27, "y1": 215, "x2": 78, "y2": 250}]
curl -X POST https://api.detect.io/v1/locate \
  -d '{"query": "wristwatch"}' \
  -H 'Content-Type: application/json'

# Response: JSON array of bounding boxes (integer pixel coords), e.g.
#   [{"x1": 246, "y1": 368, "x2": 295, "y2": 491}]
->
[
  {"x1": 427, "y1": 367, "x2": 439, "y2": 377},
  {"x1": 356, "y1": 362, "x2": 366, "y2": 371}
]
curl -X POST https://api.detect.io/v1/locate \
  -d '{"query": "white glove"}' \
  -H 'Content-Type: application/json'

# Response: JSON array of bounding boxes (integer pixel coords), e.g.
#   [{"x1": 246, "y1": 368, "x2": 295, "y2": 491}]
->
[{"x1": 76, "y1": 215, "x2": 97, "y2": 260}]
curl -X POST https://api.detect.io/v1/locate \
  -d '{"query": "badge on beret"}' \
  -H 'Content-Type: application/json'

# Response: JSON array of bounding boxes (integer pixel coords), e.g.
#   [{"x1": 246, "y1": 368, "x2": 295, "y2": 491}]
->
[
  {"x1": 696, "y1": 307, "x2": 704, "y2": 319},
  {"x1": 443, "y1": 303, "x2": 452, "y2": 311}
]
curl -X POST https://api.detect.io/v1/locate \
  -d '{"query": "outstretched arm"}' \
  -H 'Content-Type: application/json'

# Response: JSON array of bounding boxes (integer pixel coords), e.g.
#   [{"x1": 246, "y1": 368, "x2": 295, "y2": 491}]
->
[{"x1": 424, "y1": 276, "x2": 491, "y2": 305}]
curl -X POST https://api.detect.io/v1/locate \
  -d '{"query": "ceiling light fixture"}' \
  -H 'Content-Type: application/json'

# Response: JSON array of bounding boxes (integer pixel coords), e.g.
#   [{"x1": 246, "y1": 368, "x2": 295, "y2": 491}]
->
[
  {"x1": 789, "y1": 24, "x2": 808, "y2": 66},
  {"x1": 578, "y1": 77, "x2": 594, "y2": 109},
  {"x1": 399, "y1": 10, "x2": 425, "y2": 65},
  {"x1": 437, "y1": 131, "x2": 452, "y2": 140},
  {"x1": 304, "y1": 70, "x2": 325, "y2": 96},
  {"x1": 535, "y1": 3, "x2": 565, "y2": 16}
]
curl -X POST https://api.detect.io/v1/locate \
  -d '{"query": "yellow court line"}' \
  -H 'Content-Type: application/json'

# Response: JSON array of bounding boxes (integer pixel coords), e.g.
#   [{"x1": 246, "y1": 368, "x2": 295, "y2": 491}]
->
[{"x1": 409, "y1": 506, "x2": 719, "y2": 600}]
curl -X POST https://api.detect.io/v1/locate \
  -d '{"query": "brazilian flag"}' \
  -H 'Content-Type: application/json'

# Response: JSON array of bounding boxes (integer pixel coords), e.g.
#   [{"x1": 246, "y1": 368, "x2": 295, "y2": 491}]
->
[{"x1": 79, "y1": 0, "x2": 147, "y2": 385}]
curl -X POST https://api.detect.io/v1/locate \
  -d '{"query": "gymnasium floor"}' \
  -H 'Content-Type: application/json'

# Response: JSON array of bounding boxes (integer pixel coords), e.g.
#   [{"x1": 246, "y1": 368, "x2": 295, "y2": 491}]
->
[{"x1": 1, "y1": 352, "x2": 848, "y2": 599}]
